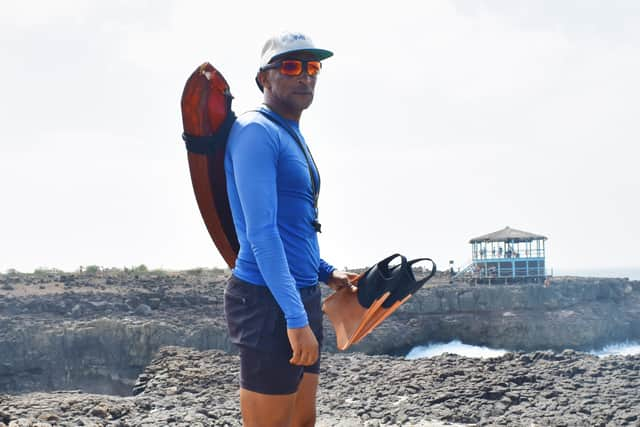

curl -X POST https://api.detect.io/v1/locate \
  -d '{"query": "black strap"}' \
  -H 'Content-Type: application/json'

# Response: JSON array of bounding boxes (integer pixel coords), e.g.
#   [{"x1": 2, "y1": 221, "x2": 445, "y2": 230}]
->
[
  {"x1": 183, "y1": 95, "x2": 237, "y2": 155},
  {"x1": 408, "y1": 258, "x2": 437, "y2": 287},
  {"x1": 254, "y1": 108, "x2": 322, "y2": 232}
]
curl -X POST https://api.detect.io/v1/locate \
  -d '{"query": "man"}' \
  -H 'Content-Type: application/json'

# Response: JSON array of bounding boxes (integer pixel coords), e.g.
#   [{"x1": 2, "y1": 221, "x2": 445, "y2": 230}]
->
[{"x1": 224, "y1": 32, "x2": 357, "y2": 427}]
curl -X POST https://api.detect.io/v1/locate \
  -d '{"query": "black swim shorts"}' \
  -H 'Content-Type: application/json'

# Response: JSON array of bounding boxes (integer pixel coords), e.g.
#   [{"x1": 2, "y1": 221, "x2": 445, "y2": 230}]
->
[{"x1": 224, "y1": 275, "x2": 323, "y2": 395}]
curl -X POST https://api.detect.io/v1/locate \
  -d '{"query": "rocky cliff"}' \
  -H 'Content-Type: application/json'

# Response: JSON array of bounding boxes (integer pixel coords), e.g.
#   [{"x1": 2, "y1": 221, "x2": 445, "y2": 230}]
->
[
  {"x1": 1, "y1": 270, "x2": 639, "y2": 395},
  {"x1": 360, "y1": 276, "x2": 640, "y2": 354}
]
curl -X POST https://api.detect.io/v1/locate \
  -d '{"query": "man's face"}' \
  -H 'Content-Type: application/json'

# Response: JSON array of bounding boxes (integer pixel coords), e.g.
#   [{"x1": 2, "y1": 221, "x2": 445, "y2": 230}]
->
[{"x1": 261, "y1": 52, "x2": 319, "y2": 115}]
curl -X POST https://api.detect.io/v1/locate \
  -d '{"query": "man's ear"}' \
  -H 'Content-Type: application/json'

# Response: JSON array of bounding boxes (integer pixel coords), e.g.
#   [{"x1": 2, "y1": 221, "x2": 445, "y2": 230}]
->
[{"x1": 258, "y1": 71, "x2": 270, "y2": 92}]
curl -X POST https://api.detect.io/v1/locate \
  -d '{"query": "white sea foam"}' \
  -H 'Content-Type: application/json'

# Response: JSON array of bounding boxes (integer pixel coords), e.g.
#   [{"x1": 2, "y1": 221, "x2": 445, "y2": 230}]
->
[
  {"x1": 406, "y1": 340, "x2": 640, "y2": 359},
  {"x1": 405, "y1": 340, "x2": 508, "y2": 360},
  {"x1": 590, "y1": 341, "x2": 640, "y2": 357}
]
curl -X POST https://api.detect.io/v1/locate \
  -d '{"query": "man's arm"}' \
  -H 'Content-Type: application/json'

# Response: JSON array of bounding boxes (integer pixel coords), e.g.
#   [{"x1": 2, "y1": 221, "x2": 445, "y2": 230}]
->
[
  {"x1": 318, "y1": 258, "x2": 335, "y2": 283},
  {"x1": 319, "y1": 258, "x2": 358, "y2": 291},
  {"x1": 230, "y1": 123, "x2": 318, "y2": 365}
]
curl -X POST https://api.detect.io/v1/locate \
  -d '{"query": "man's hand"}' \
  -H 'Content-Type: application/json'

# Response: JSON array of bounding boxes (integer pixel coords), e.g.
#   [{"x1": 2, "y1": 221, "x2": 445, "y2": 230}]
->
[
  {"x1": 287, "y1": 325, "x2": 319, "y2": 366},
  {"x1": 326, "y1": 270, "x2": 360, "y2": 292}
]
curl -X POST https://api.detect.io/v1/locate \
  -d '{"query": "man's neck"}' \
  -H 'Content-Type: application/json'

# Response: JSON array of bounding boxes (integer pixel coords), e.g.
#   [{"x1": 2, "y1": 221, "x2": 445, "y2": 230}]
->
[{"x1": 263, "y1": 101, "x2": 301, "y2": 122}]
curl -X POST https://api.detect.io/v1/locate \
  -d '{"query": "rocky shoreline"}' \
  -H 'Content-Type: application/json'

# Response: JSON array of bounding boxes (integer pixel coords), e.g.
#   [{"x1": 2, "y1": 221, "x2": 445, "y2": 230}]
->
[
  {"x1": 1, "y1": 269, "x2": 640, "y2": 425},
  {"x1": 2, "y1": 346, "x2": 639, "y2": 426}
]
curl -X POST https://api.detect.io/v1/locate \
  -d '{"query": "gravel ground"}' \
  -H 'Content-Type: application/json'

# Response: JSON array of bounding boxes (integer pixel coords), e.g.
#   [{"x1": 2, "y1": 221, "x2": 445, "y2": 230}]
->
[{"x1": 1, "y1": 346, "x2": 639, "y2": 426}]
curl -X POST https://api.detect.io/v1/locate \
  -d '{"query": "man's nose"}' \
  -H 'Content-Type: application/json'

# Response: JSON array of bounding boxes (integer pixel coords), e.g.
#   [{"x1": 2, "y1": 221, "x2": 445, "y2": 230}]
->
[{"x1": 298, "y1": 73, "x2": 315, "y2": 84}]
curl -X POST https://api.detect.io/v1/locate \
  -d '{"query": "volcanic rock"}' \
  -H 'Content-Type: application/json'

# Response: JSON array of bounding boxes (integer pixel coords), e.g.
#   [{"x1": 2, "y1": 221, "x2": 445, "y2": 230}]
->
[
  {"x1": 1, "y1": 269, "x2": 640, "y2": 424},
  {"x1": 1, "y1": 346, "x2": 639, "y2": 426}
]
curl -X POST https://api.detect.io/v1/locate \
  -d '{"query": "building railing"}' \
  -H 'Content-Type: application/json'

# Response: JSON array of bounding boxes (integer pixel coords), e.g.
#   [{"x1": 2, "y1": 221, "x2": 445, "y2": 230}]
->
[
  {"x1": 472, "y1": 251, "x2": 545, "y2": 260},
  {"x1": 455, "y1": 258, "x2": 550, "y2": 279},
  {"x1": 464, "y1": 268, "x2": 552, "y2": 279}
]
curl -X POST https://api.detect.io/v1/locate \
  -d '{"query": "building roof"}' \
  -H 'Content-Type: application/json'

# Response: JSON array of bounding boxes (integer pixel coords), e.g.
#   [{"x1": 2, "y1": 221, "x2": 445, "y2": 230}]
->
[{"x1": 469, "y1": 226, "x2": 547, "y2": 243}]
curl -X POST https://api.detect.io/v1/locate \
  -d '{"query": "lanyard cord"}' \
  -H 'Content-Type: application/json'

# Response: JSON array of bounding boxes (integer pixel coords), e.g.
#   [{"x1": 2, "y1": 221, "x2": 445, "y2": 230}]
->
[{"x1": 254, "y1": 108, "x2": 322, "y2": 232}]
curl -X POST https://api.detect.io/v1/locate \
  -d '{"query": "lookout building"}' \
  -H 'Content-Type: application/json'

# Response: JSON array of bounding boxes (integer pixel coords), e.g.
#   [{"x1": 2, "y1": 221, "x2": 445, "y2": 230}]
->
[{"x1": 457, "y1": 226, "x2": 548, "y2": 284}]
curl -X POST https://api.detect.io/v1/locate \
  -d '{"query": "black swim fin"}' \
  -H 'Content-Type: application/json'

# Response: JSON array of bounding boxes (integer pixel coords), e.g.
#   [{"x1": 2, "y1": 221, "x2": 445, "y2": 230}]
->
[
  {"x1": 351, "y1": 258, "x2": 436, "y2": 345},
  {"x1": 322, "y1": 254, "x2": 405, "y2": 350}
]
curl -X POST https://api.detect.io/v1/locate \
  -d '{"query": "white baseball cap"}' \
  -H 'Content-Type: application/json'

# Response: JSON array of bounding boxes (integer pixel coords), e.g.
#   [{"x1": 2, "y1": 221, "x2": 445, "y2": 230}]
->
[{"x1": 259, "y1": 31, "x2": 333, "y2": 68}]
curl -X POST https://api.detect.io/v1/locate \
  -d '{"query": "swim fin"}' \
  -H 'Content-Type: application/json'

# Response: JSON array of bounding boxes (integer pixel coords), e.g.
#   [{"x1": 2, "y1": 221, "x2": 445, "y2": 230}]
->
[
  {"x1": 322, "y1": 254, "x2": 406, "y2": 350},
  {"x1": 351, "y1": 258, "x2": 436, "y2": 345}
]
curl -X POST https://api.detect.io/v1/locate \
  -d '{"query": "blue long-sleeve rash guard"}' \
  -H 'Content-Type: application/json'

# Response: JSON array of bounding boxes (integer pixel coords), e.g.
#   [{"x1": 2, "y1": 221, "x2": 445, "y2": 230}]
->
[{"x1": 225, "y1": 107, "x2": 335, "y2": 328}]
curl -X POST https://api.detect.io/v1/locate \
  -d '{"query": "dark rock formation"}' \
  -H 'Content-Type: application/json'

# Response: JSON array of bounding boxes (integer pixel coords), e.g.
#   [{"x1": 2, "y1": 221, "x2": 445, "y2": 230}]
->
[
  {"x1": 0, "y1": 270, "x2": 231, "y2": 395},
  {"x1": 1, "y1": 346, "x2": 639, "y2": 426},
  {"x1": 350, "y1": 277, "x2": 640, "y2": 355},
  {"x1": 1, "y1": 270, "x2": 639, "y2": 398}
]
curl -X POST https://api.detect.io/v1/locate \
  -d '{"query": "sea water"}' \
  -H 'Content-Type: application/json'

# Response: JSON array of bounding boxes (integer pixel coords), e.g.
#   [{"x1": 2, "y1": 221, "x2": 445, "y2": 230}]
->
[{"x1": 405, "y1": 340, "x2": 640, "y2": 359}]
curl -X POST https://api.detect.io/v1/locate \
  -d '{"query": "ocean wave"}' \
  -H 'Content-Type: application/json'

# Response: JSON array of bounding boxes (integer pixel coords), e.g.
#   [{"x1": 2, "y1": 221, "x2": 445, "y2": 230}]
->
[
  {"x1": 406, "y1": 340, "x2": 640, "y2": 359},
  {"x1": 589, "y1": 341, "x2": 640, "y2": 357},
  {"x1": 405, "y1": 340, "x2": 508, "y2": 359}
]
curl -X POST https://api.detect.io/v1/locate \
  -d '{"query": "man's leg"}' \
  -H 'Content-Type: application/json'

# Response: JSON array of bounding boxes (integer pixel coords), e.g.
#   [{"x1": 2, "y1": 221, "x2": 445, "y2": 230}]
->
[
  {"x1": 226, "y1": 279, "x2": 322, "y2": 426},
  {"x1": 240, "y1": 387, "x2": 297, "y2": 427},
  {"x1": 291, "y1": 372, "x2": 319, "y2": 427}
]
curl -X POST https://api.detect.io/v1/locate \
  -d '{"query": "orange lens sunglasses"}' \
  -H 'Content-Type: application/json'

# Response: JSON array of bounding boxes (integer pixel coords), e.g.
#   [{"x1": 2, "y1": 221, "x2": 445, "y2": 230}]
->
[{"x1": 261, "y1": 59, "x2": 322, "y2": 76}]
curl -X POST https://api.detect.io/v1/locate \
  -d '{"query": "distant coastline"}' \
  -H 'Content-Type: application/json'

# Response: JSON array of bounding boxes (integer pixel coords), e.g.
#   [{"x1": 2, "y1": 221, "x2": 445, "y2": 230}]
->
[
  {"x1": 554, "y1": 267, "x2": 640, "y2": 281},
  {"x1": 5, "y1": 265, "x2": 640, "y2": 282}
]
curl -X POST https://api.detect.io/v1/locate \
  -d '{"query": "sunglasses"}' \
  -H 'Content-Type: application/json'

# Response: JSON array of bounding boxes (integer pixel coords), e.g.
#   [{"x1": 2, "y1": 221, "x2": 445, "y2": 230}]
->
[{"x1": 261, "y1": 59, "x2": 322, "y2": 77}]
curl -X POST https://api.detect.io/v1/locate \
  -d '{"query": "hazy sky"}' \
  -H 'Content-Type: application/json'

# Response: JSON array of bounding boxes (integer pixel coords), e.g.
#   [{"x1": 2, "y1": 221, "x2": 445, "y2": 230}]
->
[{"x1": 2, "y1": 0, "x2": 639, "y2": 277}]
